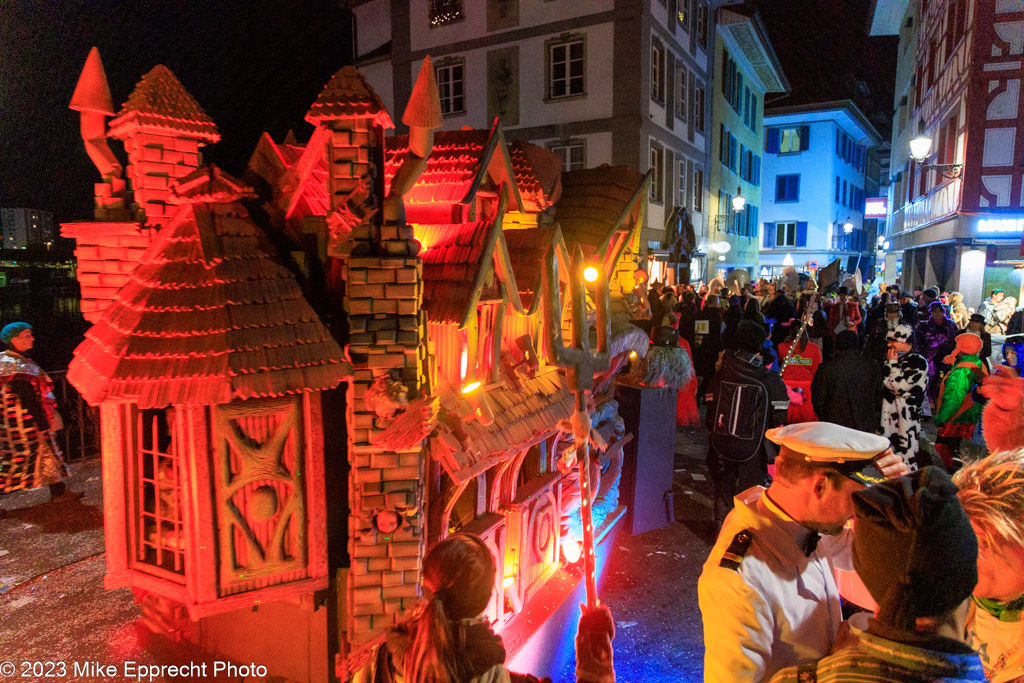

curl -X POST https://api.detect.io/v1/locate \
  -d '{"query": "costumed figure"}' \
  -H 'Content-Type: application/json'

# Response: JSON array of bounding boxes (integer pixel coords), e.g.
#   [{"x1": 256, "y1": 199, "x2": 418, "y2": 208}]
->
[
  {"x1": 864, "y1": 302, "x2": 902, "y2": 363},
  {"x1": 777, "y1": 328, "x2": 821, "y2": 424},
  {"x1": 881, "y1": 323, "x2": 929, "y2": 472},
  {"x1": 949, "y1": 291, "x2": 969, "y2": 329},
  {"x1": 915, "y1": 301, "x2": 959, "y2": 404},
  {"x1": 0, "y1": 323, "x2": 79, "y2": 500},
  {"x1": 1001, "y1": 334, "x2": 1024, "y2": 371},
  {"x1": 934, "y1": 333, "x2": 988, "y2": 470}
]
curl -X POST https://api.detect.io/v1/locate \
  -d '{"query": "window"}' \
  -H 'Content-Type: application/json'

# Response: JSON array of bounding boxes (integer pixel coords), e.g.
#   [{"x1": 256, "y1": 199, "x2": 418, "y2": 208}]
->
[
  {"x1": 130, "y1": 408, "x2": 185, "y2": 577},
  {"x1": 436, "y1": 60, "x2": 465, "y2": 115},
  {"x1": 548, "y1": 139, "x2": 586, "y2": 172},
  {"x1": 697, "y1": 1, "x2": 708, "y2": 49},
  {"x1": 775, "y1": 174, "x2": 800, "y2": 202},
  {"x1": 835, "y1": 176, "x2": 841, "y2": 202},
  {"x1": 678, "y1": 0, "x2": 690, "y2": 26},
  {"x1": 650, "y1": 143, "x2": 664, "y2": 203},
  {"x1": 678, "y1": 159, "x2": 689, "y2": 207},
  {"x1": 430, "y1": 0, "x2": 463, "y2": 27},
  {"x1": 694, "y1": 86, "x2": 705, "y2": 132},
  {"x1": 776, "y1": 221, "x2": 797, "y2": 247},
  {"x1": 651, "y1": 39, "x2": 666, "y2": 103},
  {"x1": 692, "y1": 167, "x2": 704, "y2": 213},
  {"x1": 729, "y1": 134, "x2": 738, "y2": 172},
  {"x1": 779, "y1": 127, "x2": 802, "y2": 153},
  {"x1": 750, "y1": 94, "x2": 758, "y2": 132},
  {"x1": 676, "y1": 67, "x2": 688, "y2": 122},
  {"x1": 842, "y1": 180, "x2": 848, "y2": 207},
  {"x1": 548, "y1": 37, "x2": 585, "y2": 99}
]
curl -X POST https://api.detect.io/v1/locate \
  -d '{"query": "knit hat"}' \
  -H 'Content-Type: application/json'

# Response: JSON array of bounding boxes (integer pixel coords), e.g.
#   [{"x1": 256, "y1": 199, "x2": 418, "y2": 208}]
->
[
  {"x1": 0, "y1": 322, "x2": 31, "y2": 345},
  {"x1": 852, "y1": 467, "x2": 977, "y2": 630},
  {"x1": 886, "y1": 323, "x2": 914, "y2": 345},
  {"x1": 943, "y1": 332, "x2": 984, "y2": 365}
]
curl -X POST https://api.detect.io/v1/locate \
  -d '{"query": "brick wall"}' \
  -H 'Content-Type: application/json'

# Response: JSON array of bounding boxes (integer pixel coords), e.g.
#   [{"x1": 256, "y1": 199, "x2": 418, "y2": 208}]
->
[{"x1": 123, "y1": 132, "x2": 203, "y2": 227}]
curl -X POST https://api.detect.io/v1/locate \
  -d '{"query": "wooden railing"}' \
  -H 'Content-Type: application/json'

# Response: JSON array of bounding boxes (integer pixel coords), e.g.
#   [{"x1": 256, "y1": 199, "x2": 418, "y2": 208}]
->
[{"x1": 47, "y1": 369, "x2": 100, "y2": 462}]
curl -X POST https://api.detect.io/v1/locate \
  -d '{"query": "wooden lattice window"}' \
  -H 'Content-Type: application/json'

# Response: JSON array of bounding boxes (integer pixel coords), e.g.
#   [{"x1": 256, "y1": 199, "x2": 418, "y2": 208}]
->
[{"x1": 130, "y1": 407, "x2": 185, "y2": 580}]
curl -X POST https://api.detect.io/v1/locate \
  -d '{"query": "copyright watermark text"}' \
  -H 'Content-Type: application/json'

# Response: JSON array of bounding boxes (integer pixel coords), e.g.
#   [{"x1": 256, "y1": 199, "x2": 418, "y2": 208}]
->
[{"x1": 0, "y1": 660, "x2": 268, "y2": 680}]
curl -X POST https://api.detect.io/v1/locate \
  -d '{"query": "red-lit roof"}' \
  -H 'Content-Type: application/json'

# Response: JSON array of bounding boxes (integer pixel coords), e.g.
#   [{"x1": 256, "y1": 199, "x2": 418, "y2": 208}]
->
[
  {"x1": 508, "y1": 141, "x2": 562, "y2": 211},
  {"x1": 68, "y1": 172, "x2": 351, "y2": 408},
  {"x1": 385, "y1": 128, "x2": 494, "y2": 205},
  {"x1": 305, "y1": 66, "x2": 394, "y2": 128},
  {"x1": 108, "y1": 65, "x2": 219, "y2": 142},
  {"x1": 418, "y1": 219, "x2": 494, "y2": 325}
]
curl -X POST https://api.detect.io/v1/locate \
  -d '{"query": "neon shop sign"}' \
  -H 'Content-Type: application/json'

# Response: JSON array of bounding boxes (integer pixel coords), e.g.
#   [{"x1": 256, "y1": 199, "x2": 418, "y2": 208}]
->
[{"x1": 977, "y1": 218, "x2": 1024, "y2": 234}]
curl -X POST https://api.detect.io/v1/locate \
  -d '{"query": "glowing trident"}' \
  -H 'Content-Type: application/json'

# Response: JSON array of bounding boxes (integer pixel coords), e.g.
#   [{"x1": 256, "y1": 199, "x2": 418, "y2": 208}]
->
[{"x1": 542, "y1": 242, "x2": 611, "y2": 608}]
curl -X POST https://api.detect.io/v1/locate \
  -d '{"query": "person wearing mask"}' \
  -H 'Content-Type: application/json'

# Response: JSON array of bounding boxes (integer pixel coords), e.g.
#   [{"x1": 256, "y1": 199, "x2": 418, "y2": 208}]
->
[
  {"x1": 965, "y1": 313, "x2": 993, "y2": 369},
  {"x1": 954, "y1": 449, "x2": 1024, "y2": 683},
  {"x1": 881, "y1": 323, "x2": 930, "y2": 472},
  {"x1": 699, "y1": 422, "x2": 909, "y2": 681},
  {"x1": 864, "y1": 302, "x2": 903, "y2": 363},
  {"x1": 916, "y1": 301, "x2": 960, "y2": 404},
  {"x1": 349, "y1": 534, "x2": 615, "y2": 683},
  {"x1": 703, "y1": 321, "x2": 790, "y2": 527},
  {"x1": 934, "y1": 333, "x2": 988, "y2": 471},
  {"x1": 979, "y1": 289, "x2": 1007, "y2": 334},
  {"x1": 810, "y1": 330, "x2": 883, "y2": 433},
  {"x1": 770, "y1": 467, "x2": 986, "y2": 682},
  {"x1": 0, "y1": 322, "x2": 81, "y2": 502}
]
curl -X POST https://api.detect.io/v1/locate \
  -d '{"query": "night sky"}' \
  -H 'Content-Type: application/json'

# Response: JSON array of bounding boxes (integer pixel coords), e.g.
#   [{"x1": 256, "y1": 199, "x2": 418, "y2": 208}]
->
[{"x1": 0, "y1": 1, "x2": 896, "y2": 225}]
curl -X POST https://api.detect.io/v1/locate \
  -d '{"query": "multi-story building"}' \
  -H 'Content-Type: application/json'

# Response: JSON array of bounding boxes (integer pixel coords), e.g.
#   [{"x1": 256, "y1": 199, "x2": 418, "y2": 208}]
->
[
  {"x1": 759, "y1": 101, "x2": 882, "y2": 279},
  {"x1": 0, "y1": 207, "x2": 56, "y2": 250},
  {"x1": 352, "y1": 0, "x2": 716, "y2": 284},
  {"x1": 705, "y1": 4, "x2": 788, "y2": 280},
  {"x1": 871, "y1": 0, "x2": 1024, "y2": 309}
]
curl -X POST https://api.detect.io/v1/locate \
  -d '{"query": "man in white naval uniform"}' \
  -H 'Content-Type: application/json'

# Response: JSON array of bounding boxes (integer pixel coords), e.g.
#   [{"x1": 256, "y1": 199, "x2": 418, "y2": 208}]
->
[{"x1": 698, "y1": 422, "x2": 909, "y2": 681}]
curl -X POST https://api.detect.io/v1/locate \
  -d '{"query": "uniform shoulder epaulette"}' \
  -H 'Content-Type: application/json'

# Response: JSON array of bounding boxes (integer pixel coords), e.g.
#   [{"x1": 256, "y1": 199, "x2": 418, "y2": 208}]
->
[{"x1": 719, "y1": 529, "x2": 753, "y2": 571}]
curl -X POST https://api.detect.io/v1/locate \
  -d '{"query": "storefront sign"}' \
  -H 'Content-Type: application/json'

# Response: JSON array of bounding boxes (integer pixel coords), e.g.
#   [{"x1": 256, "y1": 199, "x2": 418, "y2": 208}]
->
[
  {"x1": 864, "y1": 197, "x2": 888, "y2": 218},
  {"x1": 977, "y1": 218, "x2": 1024, "y2": 234}
]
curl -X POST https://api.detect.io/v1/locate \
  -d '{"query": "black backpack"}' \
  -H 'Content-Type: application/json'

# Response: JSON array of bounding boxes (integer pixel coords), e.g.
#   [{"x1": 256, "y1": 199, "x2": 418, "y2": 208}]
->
[{"x1": 706, "y1": 352, "x2": 786, "y2": 462}]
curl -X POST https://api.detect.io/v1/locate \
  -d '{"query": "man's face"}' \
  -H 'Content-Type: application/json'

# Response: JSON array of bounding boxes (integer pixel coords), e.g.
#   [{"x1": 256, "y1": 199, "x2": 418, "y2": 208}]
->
[
  {"x1": 973, "y1": 529, "x2": 1024, "y2": 602},
  {"x1": 931, "y1": 308, "x2": 945, "y2": 323},
  {"x1": 886, "y1": 311, "x2": 900, "y2": 322},
  {"x1": 805, "y1": 476, "x2": 863, "y2": 536},
  {"x1": 10, "y1": 329, "x2": 34, "y2": 353},
  {"x1": 994, "y1": 292, "x2": 1006, "y2": 304},
  {"x1": 839, "y1": 294, "x2": 847, "y2": 303},
  {"x1": 968, "y1": 321, "x2": 982, "y2": 333}
]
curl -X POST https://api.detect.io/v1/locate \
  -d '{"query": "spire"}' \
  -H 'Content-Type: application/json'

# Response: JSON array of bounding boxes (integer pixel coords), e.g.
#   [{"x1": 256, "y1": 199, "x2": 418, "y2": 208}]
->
[
  {"x1": 402, "y1": 55, "x2": 442, "y2": 129},
  {"x1": 305, "y1": 66, "x2": 394, "y2": 128},
  {"x1": 108, "y1": 65, "x2": 219, "y2": 142},
  {"x1": 69, "y1": 47, "x2": 115, "y2": 116}
]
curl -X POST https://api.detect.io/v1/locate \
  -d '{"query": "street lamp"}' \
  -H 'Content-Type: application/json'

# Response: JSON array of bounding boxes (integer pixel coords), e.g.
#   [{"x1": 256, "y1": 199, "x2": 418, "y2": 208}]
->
[
  {"x1": 731, "y1": 186, "x2": 746, "y2": 212},
  {"x1": 843, "y1": 217, "x2": 854, "y2": 234},
  {"x1": 909, "y1": 121, "x2": 964, "y2": 179}
]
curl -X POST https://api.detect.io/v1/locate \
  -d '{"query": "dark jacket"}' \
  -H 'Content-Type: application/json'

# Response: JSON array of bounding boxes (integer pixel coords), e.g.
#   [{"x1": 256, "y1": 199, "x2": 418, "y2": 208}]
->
[
  {"x1": 692, "y1": 307, "x2": 724, "y2": 373},
  {"x1": 811, "y1": 350, "x2": 884, "y2": 433},
  {"x1": 864, "y1": 317, "x2": 897, "y2": 364},
  {"x1": 705, "y1": 350, "x2": 789, "y2": 462},
  {"x1": 764, "y1": 294, "x2": 796, "y2": 326}
]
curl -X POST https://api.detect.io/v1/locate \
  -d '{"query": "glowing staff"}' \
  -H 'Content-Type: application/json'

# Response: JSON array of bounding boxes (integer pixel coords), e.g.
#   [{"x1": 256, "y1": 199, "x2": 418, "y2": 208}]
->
[{"x1": 542, "y1": 243, "x2": 611, "y2": 608}]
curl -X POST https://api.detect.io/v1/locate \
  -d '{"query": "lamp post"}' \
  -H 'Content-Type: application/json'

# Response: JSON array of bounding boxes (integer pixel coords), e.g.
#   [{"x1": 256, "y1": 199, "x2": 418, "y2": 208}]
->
[{"x1": 909, "y1": 122, "x2": 964, "y2": 179}]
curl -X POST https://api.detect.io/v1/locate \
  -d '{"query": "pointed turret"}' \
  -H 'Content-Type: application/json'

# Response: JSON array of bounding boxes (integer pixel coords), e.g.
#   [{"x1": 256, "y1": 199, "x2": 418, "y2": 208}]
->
[
  {"x1": 69, "y1": 47, "x2": 115, "y2": 115},
  {"x1": 402, "y1": 55, "x2": 442, "y2": 130},
  {"x1": 305, "y1": 66, "x2": 394, "y2": 128}
]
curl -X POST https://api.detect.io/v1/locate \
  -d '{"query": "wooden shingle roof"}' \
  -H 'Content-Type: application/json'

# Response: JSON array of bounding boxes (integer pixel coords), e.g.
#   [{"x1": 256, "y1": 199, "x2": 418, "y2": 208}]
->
[
  {"x1": 108, "y1": 65, "x2": 219, "y2": 142},
  {"x1": 555, "y1": 166, "x2": 648, "y2": 252},
  {"x1": 385, "y1": 128, "x2": 493, "y2": 205},
  {"x1": 508, "y1": 141, "x2": 562, "y2": 211},
  {"x1": 68, "y1": 171, "x2": 351, "y2": 408},
  {"x1": 305, "y1": 66, "x2": 394, "y2": 128},
  {"x1": 431, "y1": 368, "x2": 574, "y2": 484}
]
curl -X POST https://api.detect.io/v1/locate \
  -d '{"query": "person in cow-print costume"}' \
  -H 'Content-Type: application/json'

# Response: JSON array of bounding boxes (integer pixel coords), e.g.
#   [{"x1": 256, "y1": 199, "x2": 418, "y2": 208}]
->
[{"x1": 881, "y1": 323, "x2": 929, "y2": 471}]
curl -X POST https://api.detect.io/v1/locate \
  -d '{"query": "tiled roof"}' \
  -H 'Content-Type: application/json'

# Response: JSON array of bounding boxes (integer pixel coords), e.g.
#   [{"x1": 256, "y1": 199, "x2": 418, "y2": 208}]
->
[
  {"x1": 385, "y1": 129, "x2": 492, "y2": 205},
  {"x1": 68, "y1": 200, "x2": 351, "y2": 408},
  {"x1": 417, "y1": 220, "x2": 494, "y2": 325},
  {"x1": 431, "y1": 368, "x2": 574, "y2": 484},
  {"x1": 108, "y1": 65, "x2": 219, "y2": 142},
  {"x1": 508, "y1": 141, "x2": 562, "y2": 211},
  {"x1": 168, "y1": 164, "x2": 256, "y2": 204},
  {"x1": 275, "y1": 140, "x2": 331, "y2": 216},
  {"x1": 305, "y1": 66, "x2": 394, "y2": 128},
  {"x1": 555, "y1": 166, "x2": 646, "y2": 251},
  {"x1": 503, "y1": 226, "x2": 555, "y2": 314}
]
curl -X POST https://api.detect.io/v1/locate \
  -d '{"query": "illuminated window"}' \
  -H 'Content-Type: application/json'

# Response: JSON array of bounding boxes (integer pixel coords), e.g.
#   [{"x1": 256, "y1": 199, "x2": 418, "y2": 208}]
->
[
  {"x1": 678, "y1": 0, "x2": 690, "y2": 26},
  {"x1": 776, "y1": 221, "x2": 797, "y2": 247},
  {"x1": 436, "y1": 60, "x2": 465, "y2": 115},
  {"x1": 548, "y1": 139, "x2": 586, "y2": 172},
  {"x1": 547, "y1": 36, "x2": 585, "y2": 99},
  {"x1": 430, "y1": 0, "x2": 463, "y2": 27},
  {"x1": 779, "y1": 127, "x2": 802, "y2": 153}
]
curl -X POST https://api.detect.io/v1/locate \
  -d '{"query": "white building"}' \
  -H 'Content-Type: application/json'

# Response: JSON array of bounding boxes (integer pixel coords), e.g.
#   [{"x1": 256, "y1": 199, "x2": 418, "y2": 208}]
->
[
  {"x1": 759, "y1": 101, "x2": 881, "y2": 279},
  {"x1": 352, "y1": 0, "x2": 718, "y2": 283},
  {"x1": 0, "y1": 207, "x2": 56, "y2": 250}
]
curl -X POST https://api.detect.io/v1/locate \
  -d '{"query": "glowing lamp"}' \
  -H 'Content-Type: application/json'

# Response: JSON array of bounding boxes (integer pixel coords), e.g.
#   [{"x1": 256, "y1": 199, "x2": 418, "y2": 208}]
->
[
  {"x1": 460, "y1": 381, "x2": 495, "y2": 426},
  {"x1": 460, "y1": 381, "x2": 482, "y2": 394},
  {"x1": 909, "y1": 133, "x2": 933, "y2": 162},
  {"x1": 877, "y1": 235, "x2": 885, "y2": 246},
  {"x1": 583, "y1": 266, "x2": 599, "y2": 283},
  {"x1": 503, "y1": 575, "x2": 523, "y2": 614},
  {"x1": 843, "y1": 218, "x2": 854, "y2": 234},
  {"x1": 502, "y1": 576, "x2": 515, "y2": 589},
  {"x1": 718, "y1": 255, "x2": 726, "y2": 261},
  {"x1": 712, "y1": 241, "x2": 731, "y2": 254},
  {"x1": 731, "y1": 186, "x2": 745, "y2": 212},
  {"x1": 562, "y1": 536, "x2": 582, "y2": 564},
  {"x1": 628, "y1": 350, "x2": 638, "y2": 361}
]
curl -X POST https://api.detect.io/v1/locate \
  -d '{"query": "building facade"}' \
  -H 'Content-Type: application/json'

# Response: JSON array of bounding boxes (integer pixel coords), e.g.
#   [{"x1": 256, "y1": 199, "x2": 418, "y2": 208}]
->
[
  {"x1": 759, "y1": 101, "x2": 882, "y2": 279},
  {"x1": 0, "y1": 208, "x2": 56, "y2": 250},
  {"x1": 871, "y1": 0, "x2": 1024, "y2": 309},
  {"x1": 352, "y1": 0, "x2": 718, "y2": 284},
  {"x1": 705, "y1": 5, "x2": 788, "y2": 280}
]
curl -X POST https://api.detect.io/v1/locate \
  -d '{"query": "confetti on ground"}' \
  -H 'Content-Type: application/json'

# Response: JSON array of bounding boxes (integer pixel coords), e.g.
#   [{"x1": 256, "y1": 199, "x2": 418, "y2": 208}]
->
[
  {"x1": 691, "y1": 473, "x2": 706, "y2": 481},
  {"x1": 616, "y1": 621, "x2": 638, "y2": 629}
]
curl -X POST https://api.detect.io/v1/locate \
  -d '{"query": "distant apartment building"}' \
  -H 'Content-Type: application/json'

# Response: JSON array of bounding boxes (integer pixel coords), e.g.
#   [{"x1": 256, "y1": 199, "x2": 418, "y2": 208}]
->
[
  {"x1": 705, "y1": 5, "x2": 788, "y2": 281},
  {"x1": 871, "y1": 0, "x2": 1024, "y2": 308},
  {"x1": 759, "y1": 101, "x2": 882, "y2": 279},
  {"x1": 0, "y1": 207, "x2": 56, "y2": 250},
  {"x1": 352, "y1": 0, "x2": 718, "y2": 284}
]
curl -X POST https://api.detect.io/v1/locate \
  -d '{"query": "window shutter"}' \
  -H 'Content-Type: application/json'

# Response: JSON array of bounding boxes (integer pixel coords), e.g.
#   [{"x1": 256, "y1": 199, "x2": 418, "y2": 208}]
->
[
  {"x1": 763, "y1": 222, "x2": 775, "y2": 248},
  {"x1": 796, "y1": 221, "x2": 808, "y2": 247},
  {"x1": 792, "y1": 174, "x2": 800, "y2": 201},
  {"x1": 720, "y1": 123, "x2": 726, "y2": 162},
  {"x1": 799, "y1": 125, "x2": 810, "y2": 151},
  {"x1": 775, "y1": 175, "x2": 785, "y2": 200},
  {"x1": 754, "y1": 156, "x2": 761, "y2": 185},
  {"x1": 766, "y1": 128, "x2": 780, "y2": 153}
]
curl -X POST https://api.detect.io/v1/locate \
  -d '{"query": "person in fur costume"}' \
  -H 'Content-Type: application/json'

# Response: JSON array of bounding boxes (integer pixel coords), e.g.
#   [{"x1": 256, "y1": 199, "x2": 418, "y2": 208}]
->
[
  {"x1": 881, "y1": 323, "x2": 929, "y2": 472},
  {"x1": 348, "y1": 534, "x2": 615, "y2": 683},
  {"x1": 934, "y1": 333, "x2": 989, "y2": 470}
]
